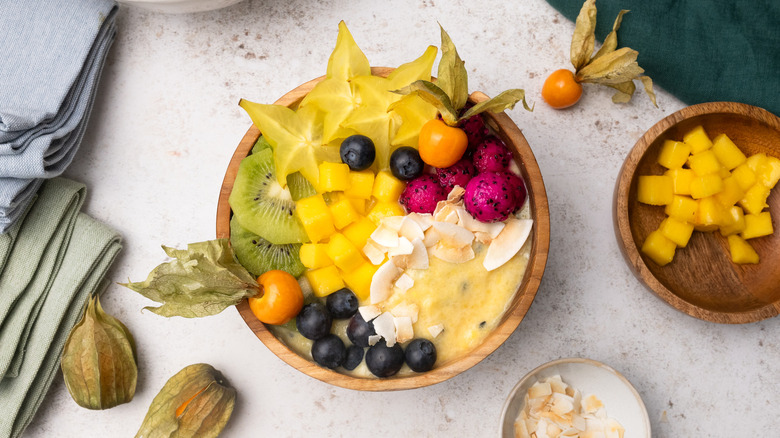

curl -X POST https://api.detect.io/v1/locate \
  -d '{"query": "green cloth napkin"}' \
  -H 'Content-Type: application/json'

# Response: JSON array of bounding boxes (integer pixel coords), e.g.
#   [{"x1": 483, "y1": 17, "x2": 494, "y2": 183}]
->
[
  {"x1": 0, "y1": 178, "x2": 122, "y2": 438},
  {"x1": 544, "y1": 0, "x2": 780, "y2": 115}
]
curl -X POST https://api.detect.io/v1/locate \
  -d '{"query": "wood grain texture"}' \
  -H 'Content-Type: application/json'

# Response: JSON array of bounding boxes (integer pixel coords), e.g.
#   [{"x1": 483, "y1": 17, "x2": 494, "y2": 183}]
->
[
  {"x1": 217, "y1": 67, "x2": 550, "y2": 390},
  {"x1": 614, "y1": 102, "x2": 780, "y2": 324}
]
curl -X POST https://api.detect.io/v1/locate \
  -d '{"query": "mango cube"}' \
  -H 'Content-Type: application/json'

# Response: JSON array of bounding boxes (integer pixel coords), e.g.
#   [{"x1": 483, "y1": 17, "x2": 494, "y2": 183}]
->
[
  {"x1": 328, "y1": 198, "x2": 359, "y2": 229},
  {"x1": 641, "y1": 230, "x2": 676, "y2": 266},
  {"x1": 694, "y1": 197, "x2": 724, "y2": 232},
  {"x1": 295, "y1": 194, "x2": 335, "y2": 243},
  {"x1": 348, "y1": 198, "x2": 367, "y2": 215},
  {"x1": 739, "y1": 183, "x2": 770, "y2": 215},
  {"x1": 688, "y1": 150, "x2": 722, "y2": 176},
  {"x1": 741, "y1": 211, "x2": 773, "y2": 240},
  {"x1": 326, "y1": 233, "x2": 365, "y2": 272},
  {"x1": 757, "y1": 156, "x2": 780, "y2": 189},
  {"x1": 731, "y1": 163, "x2": 757, "y2": 190},
  {"x1": 305, "y1": 265, "x2": 345, "y2": 297},
  {"x1": 714, "y1": 176, "x2": 745, "y2": 208},
  {"x1": 344, "y1": 170, "x2": 375, "y2": 199},
  {"x1": 318, "y1": 162, "x2": 351, "y2": 192},
  {"x1": 340, "y1": 262, "x2": 378, "y2": 301},
  {"x1": 711, "y1": 134, "x2": 746, "y2": 170},
  {"x1": 689, "y1": 174, "x2": 723, "y2": 199},
  {"x1": 659, "y1": 217, "x2": 694, "y2": 247},
  {"x1": 657, "y1": 140, "x2": 691, "y2": 169},
  {"x1": 727, "y1": 235, "x2": 759, "y2": 264},
  {"x1": 683, "y1": 125, "x2": 713, "y2": 153},
  {"x1": 637, "y1": 175, "x2": 674, "y2": 205},
  {"x1": 299, "y1": 243, "x2": 330, "y2": 269},
  {"x1": 665, "y1": 168, "x2": 694, "y2": 195},
  {"x1": 367, "y1": 201, "x2": 406, "y2": 224},
  {"x1": 719, "y1": 206, "x2": 746, "y2": 237},
  {"x1": 746, "y1": 153, "x2": 768, "y2": 173},
  {"x1": 372, "y1": 171, "x2": 406, "y2": 202},
  {"x1": 665, "y1": 195, "x2": 699, "y2": 222},
  {"x1": 342, "y1": 217, "x2": 377, "y2": 249}
]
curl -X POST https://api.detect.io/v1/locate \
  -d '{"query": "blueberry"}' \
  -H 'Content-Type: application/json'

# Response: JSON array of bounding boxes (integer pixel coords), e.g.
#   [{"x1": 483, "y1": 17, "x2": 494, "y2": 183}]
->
[
  {"x1": 365, "y1": 340, "x2": 405, "y2": 377},
  {"x1": 325, "y1": 288, "x2": 358, "y2": 319},
  {"x1": 346, "y1": 312, "x2": 376, "y2": 348},
  {"x1": 342, "y1": 345, "x2": 364, "y2": 371},
  {"x1": 340, "y1": 135, "x2": 376, "y2": 171},
  {"x1": 296, "y1": 303, "x2": 332, "y2": 340},
  {"x1": 404, "y1": 338, "x2": 437, "y2": 372},
  {"x1": 311, "y1": 334, "x2": 346, "y2": 369},
  {"x1": 389, "y1": 146, "x2": 425, "y2": 181}
]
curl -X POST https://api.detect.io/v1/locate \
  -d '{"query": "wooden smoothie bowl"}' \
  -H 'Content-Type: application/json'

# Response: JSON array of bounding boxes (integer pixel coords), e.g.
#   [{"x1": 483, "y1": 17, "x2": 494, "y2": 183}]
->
[
  {"x1": 614, "y1": 102, "x2": 780, "y2": 324},
  {"x1": 217, "y1": 67, "x2": 550, "y2": 390}
]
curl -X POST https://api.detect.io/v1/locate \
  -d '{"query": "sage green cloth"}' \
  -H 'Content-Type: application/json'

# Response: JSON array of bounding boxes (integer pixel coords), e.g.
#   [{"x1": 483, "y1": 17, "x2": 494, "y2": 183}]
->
[
  {"x1": 545, "y1": 0, "x2": 780, "y2": 115},
  {"x1": 0, "y1": 178, "x2": 122, "y2": 438}
]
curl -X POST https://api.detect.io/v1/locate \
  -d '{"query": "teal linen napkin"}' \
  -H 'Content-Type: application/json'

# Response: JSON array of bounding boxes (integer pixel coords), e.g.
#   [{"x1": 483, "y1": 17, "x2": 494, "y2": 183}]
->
[
  {"x1": 544, "y1": 0, "x2": 780, "y2": 115},
  {"x1": 0, "y1": 178, "x2": 122, "y2": 438}
]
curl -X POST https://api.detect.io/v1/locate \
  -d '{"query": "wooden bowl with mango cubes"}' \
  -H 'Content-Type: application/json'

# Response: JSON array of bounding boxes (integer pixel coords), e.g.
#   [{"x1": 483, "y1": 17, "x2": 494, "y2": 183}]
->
[{"x1": 614, "y1": 102, "x2": 780, "y2": 324}]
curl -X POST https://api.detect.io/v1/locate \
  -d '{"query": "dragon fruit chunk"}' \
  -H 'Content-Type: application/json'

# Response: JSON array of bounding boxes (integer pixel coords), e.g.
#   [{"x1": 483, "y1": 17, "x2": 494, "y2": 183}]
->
[
  {"x1": 400, "y1": 174, "x2": 447, "y2": 214},
  {"x1": 473, "y1": 135, "x2": 512, "y2": 173},
  {"x1": 463, "y1": 172, "x2": 518, "y2": 223},
  {"x1": 435, "y1": 159, "x2": 477, "y2": 192},
  {"x1": 458, "y1": 114, "x2": 489, "y2": 147},
  {"x1": 499, "y1": 171, "x2": 527, "y2": 212}
]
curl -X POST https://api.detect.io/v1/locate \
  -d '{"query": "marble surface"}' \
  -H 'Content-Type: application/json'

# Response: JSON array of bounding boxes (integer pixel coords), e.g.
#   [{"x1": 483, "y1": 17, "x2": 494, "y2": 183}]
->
[{"x1": 22, "y1": 0, "x2": 780, "y2": 436}]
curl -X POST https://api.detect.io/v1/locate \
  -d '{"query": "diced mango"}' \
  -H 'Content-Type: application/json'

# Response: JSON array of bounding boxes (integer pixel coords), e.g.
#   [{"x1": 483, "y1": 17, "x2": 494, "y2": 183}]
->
[
  {"x1": 299, "y1": 243, "x2": 330, "y2": 269},
  {"x1": 342, "y1": 217, "x2": 377, "y2": 249},
  {"x1": 719, "y1": 206, "x2": 746, "y2": 236},
  {"x1": 665, "y1": 168, "x2": 694, "y2": 195},
  {"x1": 367, "y1": 201, "x2": 406, "y2": 224},
  {"x1": 659, "y1": 217, "x2": 695, "y2": 247},
  {"x1": 731, "y1": 163, "x2": 757, "y2": 190},
  {"x1": 637, "y1": 175, "x2": 674, "y2": 205},
  {"x1": 738, "y1": 183, "x2": 770, "y2": 215},
  {"x1": 714, "y1": 176, "x2": 745, "y2": 208},
  {"x1": 657, "y1": 140, "x2": 691, "y2": 169},
  {"x1": 348, "y1": 198, "x2": 367, "y2": 215},
  {"x1": 328, "y1": 198, "x2": 359, "y2": 229},
  {"x1": 718, "y1": 166, "x2": 732, "y2": 179},
  {"x1": 741, "y1": 211, "x2": 773, "y2": 240},
  {"x1": 694, "y1": 197, "x2": 724, "y2": 232},
  {"x1": 372, "y1": 170, "x2": 406, "y2": 202},
  {"x1": 727, "y1": 235, "x2": 759, "y2": 264},
  {"x1": 746, "y1": 153, "x2": 768, "y2": 173},
  {"x1": 295, "y1": 194, "x2": 335, "y2": 243},
  {"x1": 757, "y1": 156, "x2": 780, "y2": 189},
  {"x1": 689, "y1": 174, "x2": 723, "y2": 199},
  {"x1": 326, "y1": 233, "x2": 365, "y2": 272},
  {"x1": 318, "y1": 162, "x2": 351, "y2": 192},
  {"x1": 641, "y1": 230, "x2": 676, "y2": 266},
  {"x1": 344, "y1": 170, "x2": 375, "y2": 199},
  {"x1": 683, "y1": 125, "x2": 712, "y2": 153},
  {"x1": 340, "y1": 262, "x2": 378, "y2": 301},
  {"x1": 305, "y1": 265, "x2": 345, "y2": 297},
  {"x1": 688, "y1": 150, "x2": 722, "y2": 176},
  {"x1": 711, "y1": 134, "x2": 747, "y2": 170},
  {"x1": 665, "y1": 195, "x2": 699, "y2": 222}
]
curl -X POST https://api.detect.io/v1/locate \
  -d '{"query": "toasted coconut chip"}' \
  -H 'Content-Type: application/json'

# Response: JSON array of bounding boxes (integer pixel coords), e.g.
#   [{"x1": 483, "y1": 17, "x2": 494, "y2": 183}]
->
[
  {"x1": 391, "y1": 302, "x2": 419, "y2": 323},
  {"x1": 427, "y1": 323, "x2": 444, "y2": 338},
  {"x1": 372, "y1": 312, "x2": 396, "y2": 346},
  {"x1": 368, "y1": 334, "x2": 382, "y2": 346},
  {"x1": 394, "y1": 316, "x2": 414, "y2": 343},
  {"x1": 528, "y1": 381, "x2": 552, "y2": 399},
  {"x1": 422, "y1": 227, "x2": 440, "y2": 247},
  {"x1": 371, "y1": 225, "x2": 399, "y2": 248},
  {"x1": 432, "y1": 221, "x2": 474, "y2": 246},
  {"x1": 583, "y1": 394, "x2": 603, "y2": 414},
  {"x1": 363, "y1": 240, "x2": 387, "y2": 265},
  {"x1": 483, "y1": 218, "x2": 533, "y2": 271},
  {"x1": 433, "y1": 203, "x2": 460, "y2": 223},
  {"x1": 388, "y1": 236, "x2": 414, "y2": 257},
  {"x1": 474, "y1": 231, "x2": 493, "y2": 245},
  {"x1": 394, "y1": 273, "x2": 414, "y2": 293},
  {"x1": 456, "y1": 207, "x2": 505, "y2": 237},
  {"x1": 358, "y1": 305, "x2": 382, "y2": 322},
  {"x1": 370, "y1": 261, "x2": 402, "y2": 304},
  {"x1": 446, "y1": 186, "x2": 466, "y2": 203},
  {"x1": 406, "y1": 212, "x2": 433, "y2": 231},
  {"x1": 380, "y1": 215, "x2": 405, "y2": 231},
  {"x1": 406, "y1": 238, "x2": 429, "y2": 269},
  {"x1": 508, "y1": 160, "x2": 521, "y2": 177},
  {"x1": 399, "y1": 216, "x2": 425, "y2": 241},
  {"x1": 430, "y1": 243, "x2": 475, "y2": 264}
]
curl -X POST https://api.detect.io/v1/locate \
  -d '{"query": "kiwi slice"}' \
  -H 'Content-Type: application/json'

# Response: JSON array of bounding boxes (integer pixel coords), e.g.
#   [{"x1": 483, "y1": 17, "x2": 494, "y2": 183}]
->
[
  {"x1": 286, "y1": 172, "x2": 317, "y2": 201},
  {"x1": 230, "y1": 216, "x2": 304, "y2": 277},
  {"x1": 228, "y1": 148, "x2": 309, "y2": 244},
  {"x1": 252, "y1": 135, "x2": 272, "y2": 154}
]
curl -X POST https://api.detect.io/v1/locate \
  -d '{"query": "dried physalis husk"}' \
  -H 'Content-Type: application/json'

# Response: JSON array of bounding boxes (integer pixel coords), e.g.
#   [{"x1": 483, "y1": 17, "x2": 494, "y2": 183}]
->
[
  {"x1": 136, "y1": 363, "x2": 236, "y2": 438},
  {"x1": 60, "y1": 294, "x2": 138, "y2": 410}
]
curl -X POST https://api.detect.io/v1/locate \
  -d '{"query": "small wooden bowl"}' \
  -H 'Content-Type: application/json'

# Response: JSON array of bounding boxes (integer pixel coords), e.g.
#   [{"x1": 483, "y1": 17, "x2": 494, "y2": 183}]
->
[
  {"x1": 614, "y1": 102, "x2": 780, "y2": 324},
  {"x1": 217, "y1": 67, "x2": 550, "y2": 390}
]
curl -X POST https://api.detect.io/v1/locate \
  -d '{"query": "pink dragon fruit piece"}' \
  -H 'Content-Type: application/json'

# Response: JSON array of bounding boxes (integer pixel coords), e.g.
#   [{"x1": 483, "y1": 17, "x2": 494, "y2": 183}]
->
[
  {"x1": 463, "y1": 172, "x2": 519, "y2": 223},
  {"x1": 400, "y1": 174, "x2": 447, "y2": 214},
  {"x1": 458, "y1": 114, "x2": 489, "y2": 148},
  {"x1": 435, "y1": 159, "x2": 477, "y2": 192},
  {"x1": 473, "y1": 135, "x2": 512, "y2": 173},
  {"x1": 499, "y1": 171, "x2": 527, "y2": 212}
]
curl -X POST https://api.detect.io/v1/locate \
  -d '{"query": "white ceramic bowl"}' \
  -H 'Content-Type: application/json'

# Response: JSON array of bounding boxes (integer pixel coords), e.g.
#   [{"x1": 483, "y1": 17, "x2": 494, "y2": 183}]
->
[
  {"x1": 499, "y1": 358, "x2": 651, "y2": 437},
  {"x1": 118, "y1": 0, "x2": 245, "y2": 13}
]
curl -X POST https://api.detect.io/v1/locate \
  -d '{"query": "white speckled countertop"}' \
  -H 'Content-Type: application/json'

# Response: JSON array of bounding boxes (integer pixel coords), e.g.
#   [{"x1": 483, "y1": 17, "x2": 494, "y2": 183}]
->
[{"x1": 23, "y1": 1, "x2": 780, "y2": 436}]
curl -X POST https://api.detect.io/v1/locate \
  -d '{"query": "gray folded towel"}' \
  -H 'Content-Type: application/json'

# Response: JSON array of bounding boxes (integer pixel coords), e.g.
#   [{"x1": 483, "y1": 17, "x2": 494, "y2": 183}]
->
[{"x1": 0, "y1": 0, "x2": 118, "y2": 234}]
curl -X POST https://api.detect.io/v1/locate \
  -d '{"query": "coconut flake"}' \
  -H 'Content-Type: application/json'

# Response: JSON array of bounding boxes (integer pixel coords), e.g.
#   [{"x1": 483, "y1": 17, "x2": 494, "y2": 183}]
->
[
  {"x1": 371, "y1": 225, "x2": 399, "y2": 248},
  {"x1": 422, "y1": 227, "x2": 441, "y2": 247},
  {"x1": 446, "y1": 186, "x2": 466, "y2": 203},
  {"x1": 368, "y1": 334, "x2": 382, "y2": 346},
  {"x1": 358, "y1": 305, "x2": 382, "y2": 322},
  {"x1": 456, "y1": 207, "x2": 505, "y2": 237},
  {"x1": 428, "y1": 323, "x2": 444, "y2": 338},
  {"x1": 483, "y1": 218, "x2": 533, "y2": 271},
  {"x1": 398, "y1": 216, "x2": 425, "y2": 241},
  {"x1": 430, "y1": 242, "x2": 475, "y2": 264},
  {"x1": 363, "y1": 240, "x2": 387, "y2": 265},
  {"x1": 406, "y1": 212, "x2": 433, "y2": 231},
  {"x1": 405, "y1": 238, "x2": 429, "y2": 269},
  {"x1": 391, "y1": 302, "x2": 419, "y2": 323},
  {"x1": 380, "y1": 215, "x2": 405, "y2": 231},
  {"x1": 394, "y1": 316, "x2": 414, "y2": 343},
  {"x1": 370, "y1": 261, "x2": 402, "y2": 304},
  {"x1": 372, "y1": 312, "x2": 396, "y2": 346},
  {"x1": 432, "y1": 221, "x2": 474, "y2": 246},
  {"x1": 394, "y1": 273, "x2": 414, "y2": 293},
  {"x1": 387, "y1": 236, "x2": 414, "y2": 257}
]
